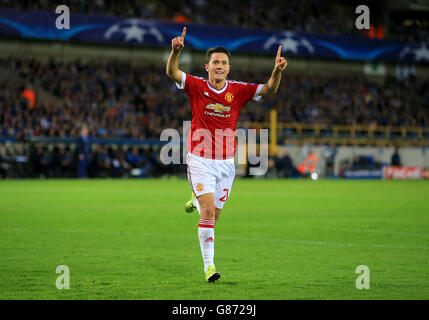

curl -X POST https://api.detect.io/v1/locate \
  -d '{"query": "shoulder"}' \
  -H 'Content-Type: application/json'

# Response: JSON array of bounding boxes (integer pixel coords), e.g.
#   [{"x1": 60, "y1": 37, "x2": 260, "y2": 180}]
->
[
  {"x1": 228, "y1": 79, "x2": 251, "y2": 86},
  {"x1": 188, "y1": 74, "x2": 206, "y2": 82},
  {"x1": 187, "y1": 74, "x2": 207, "y2": 87},
  {"x1": 228, "y1": 80, "x2": 263, "y2": 101},
  {"x1": 228, "y1": 79, "x2": 259, "y2": 91},
  {"x1": 178, "y1": 72, "x2": 206, "y2": 90}
]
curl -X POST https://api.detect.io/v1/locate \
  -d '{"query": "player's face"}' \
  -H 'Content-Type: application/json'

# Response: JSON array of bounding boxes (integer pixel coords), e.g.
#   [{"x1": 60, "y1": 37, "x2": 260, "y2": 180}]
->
[{"x1": 205, "y1": 53, "x2": 230, "y2": 82}]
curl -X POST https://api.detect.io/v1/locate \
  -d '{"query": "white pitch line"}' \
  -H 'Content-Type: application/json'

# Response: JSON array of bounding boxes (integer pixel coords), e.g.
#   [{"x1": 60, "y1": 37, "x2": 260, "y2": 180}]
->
[
  {"x1": 218, "y1": 235, "x2": 429, "y2": 251},
  {"x1": 250, "y1": 224, "x2": 429, "y2": 239},
  {"x1": 1, "y1": 228, "x2": 428, "y2": 251},
  {"x1": 316, "y1": 226, "x2": 429, "y2": 238}
]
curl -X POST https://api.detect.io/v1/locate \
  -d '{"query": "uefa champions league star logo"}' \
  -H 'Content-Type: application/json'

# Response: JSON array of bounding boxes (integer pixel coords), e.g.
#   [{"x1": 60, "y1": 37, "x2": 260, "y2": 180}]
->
[
  {"x1": 264, "y1": 31, "x2": 314, "y2": 54},
  {"x1": 399, "y1": 42, "x2": 429, "y2": 62},
  {"x1": 104, "y1": 18, "x2": 163, "y2": 43}
]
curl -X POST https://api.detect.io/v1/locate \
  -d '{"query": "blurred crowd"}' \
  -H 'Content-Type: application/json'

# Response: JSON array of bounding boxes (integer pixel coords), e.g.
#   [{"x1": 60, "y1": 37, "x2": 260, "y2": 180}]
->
[
  {"x1": 0, "y1": 141, "x2": 184, "y2": 179},
  {"x1": 0, "y1": 58, "x2": 190, "y2": 140},
  {"x1": 1, "y1": 0, "x2": 428, "y2": 42},
  {"x1": 1, "y1": 57, "x2": 428, "y2": 143},
  {"x1": 275, "y1": 72, "x2": 429, "y2": 128},
  {"x1": 29, "y1": 144, "x2": 181, "y2": 178},
  {"x1": 1, "y1": 54, "x2": 427, "y2": 179}
]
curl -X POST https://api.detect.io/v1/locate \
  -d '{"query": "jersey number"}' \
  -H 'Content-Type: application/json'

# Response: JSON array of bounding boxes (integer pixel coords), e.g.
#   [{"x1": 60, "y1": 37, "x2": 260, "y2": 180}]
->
[{"x1": 219, "y1": 189, "x2": 229, "y2": 202}]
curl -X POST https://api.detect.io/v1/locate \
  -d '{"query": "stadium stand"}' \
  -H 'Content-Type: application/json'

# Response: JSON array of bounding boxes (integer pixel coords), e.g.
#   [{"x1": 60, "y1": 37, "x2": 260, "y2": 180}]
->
[
  {"x1": 0, "y1": 1, "x2": 428, "y2": 179},
  {"x1": 1, "y1": 57, "x2": 428, "y2": 141},
  {"x1": 1, "y1": 0, "x2": 428, "y2": 42},
  {"x1": 1, "y1": 55, "x2": 428, "y2": 179}
]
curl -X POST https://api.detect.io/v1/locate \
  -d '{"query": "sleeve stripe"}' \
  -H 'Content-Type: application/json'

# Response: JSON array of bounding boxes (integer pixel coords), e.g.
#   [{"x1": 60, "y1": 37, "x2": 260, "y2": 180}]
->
[
  {"x1": 175, "y1": 71, "x2": 186, "y2": 90},
  {"x1": 253, "y1": 84, "x2": 264, "y2": 101}
]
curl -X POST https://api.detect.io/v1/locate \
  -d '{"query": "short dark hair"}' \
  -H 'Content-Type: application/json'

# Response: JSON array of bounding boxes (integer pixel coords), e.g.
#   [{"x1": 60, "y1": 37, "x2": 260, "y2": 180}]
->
[{"x1": 205, "y1": 46, "x2": 231, "y2": 64}]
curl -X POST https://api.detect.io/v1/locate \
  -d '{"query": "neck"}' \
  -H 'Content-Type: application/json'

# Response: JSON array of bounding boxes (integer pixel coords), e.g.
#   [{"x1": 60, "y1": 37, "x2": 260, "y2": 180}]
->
[{"x1": 208, "y1": 77, "x2": 226, "y2": 90}]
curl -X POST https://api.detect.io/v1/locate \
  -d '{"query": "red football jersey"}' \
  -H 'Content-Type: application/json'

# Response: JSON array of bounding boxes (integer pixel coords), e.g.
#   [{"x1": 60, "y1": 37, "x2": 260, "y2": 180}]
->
[{"x1": 177, "y1": 72, "x2": 263, "y2": 160}]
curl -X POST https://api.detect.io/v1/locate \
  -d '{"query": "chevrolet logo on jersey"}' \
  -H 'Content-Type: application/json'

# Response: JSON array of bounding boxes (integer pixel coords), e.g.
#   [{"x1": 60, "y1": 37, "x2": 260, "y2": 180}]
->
[{"x1": 205, "y1": 103, "x2": 231, "y2": 113}]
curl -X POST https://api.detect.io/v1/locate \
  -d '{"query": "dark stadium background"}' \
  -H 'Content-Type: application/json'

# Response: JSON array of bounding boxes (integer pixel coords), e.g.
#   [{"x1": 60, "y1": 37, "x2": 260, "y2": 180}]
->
[{"x1": 0, "y1": 0, "x2": 428, "y2": 179}]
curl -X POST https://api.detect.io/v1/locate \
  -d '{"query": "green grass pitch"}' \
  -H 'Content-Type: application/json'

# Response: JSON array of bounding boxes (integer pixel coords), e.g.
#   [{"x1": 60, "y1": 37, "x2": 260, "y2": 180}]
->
[{"x1": 0, "y1": 178, "x2": 428, "y2": 300}]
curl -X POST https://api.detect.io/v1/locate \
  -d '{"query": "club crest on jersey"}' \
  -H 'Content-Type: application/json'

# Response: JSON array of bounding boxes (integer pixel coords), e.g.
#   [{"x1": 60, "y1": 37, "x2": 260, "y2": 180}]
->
[
  {"x1": 205, "y1": 103, "x2": 231, "y2": 113},
  {"x1": 225, "y1": 92, "x2": 234, "y2": 103},
  {"x1": 196, "y1": 184, "x2": 204, "y2": 192}
]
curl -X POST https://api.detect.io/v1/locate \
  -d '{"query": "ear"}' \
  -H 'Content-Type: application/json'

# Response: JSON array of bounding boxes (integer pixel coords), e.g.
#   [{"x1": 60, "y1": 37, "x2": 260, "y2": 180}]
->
[{"x1": 205, "y1": 64, "x2": 209, "y2": 72}]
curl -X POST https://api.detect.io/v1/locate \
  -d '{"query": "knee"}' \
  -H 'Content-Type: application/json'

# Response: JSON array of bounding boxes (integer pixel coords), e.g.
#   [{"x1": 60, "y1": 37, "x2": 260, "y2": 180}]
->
[
  {"x1": 215, "y1": 209, "x2": 221, "y2": 222},
  {"x1": 200, "y1": 202, "x2": 215, "y2": 220}
]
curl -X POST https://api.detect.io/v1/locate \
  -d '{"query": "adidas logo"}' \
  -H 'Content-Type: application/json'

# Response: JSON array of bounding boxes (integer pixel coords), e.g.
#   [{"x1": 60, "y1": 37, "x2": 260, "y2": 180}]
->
[{"x1": 205, "y1": 236, "x2": 214, "y2": 242}]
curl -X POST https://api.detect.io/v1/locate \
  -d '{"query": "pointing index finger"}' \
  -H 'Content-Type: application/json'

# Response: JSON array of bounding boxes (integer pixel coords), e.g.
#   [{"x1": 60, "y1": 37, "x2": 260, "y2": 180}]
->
[
  {"x1": 277, "y1": 45, "x2": 282, "y2": 59},
  {"x1": 181, "y1": 27, "x2": 186, "y2": 39}
]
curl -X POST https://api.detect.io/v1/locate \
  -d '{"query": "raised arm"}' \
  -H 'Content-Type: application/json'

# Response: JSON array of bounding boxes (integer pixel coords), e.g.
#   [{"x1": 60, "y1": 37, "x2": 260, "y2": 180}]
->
[
  {"x1": 260, "y1": 45, "x2": 287, "y2": 96},
  {"x1": 166, "y1": 27, "x2": 186, "y2": 84}
]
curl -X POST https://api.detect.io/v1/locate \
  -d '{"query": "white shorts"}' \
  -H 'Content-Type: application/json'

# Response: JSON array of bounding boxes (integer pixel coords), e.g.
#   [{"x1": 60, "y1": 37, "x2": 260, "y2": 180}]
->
[{"x1": 186, "y1": 153, "x2": 235, "y2": 209}]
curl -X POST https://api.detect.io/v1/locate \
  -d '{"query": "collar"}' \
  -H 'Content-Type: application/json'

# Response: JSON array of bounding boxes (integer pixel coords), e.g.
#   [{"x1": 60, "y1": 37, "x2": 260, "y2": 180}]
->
[{"x1": 207, "y1": 80, "x2": 228, "y2": 94}]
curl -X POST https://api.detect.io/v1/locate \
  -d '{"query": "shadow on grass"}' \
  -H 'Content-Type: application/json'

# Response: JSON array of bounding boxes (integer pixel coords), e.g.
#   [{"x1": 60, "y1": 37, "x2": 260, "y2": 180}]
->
[{"x1": 214, "y1": 281, "x2": 240, "y2": 286}]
